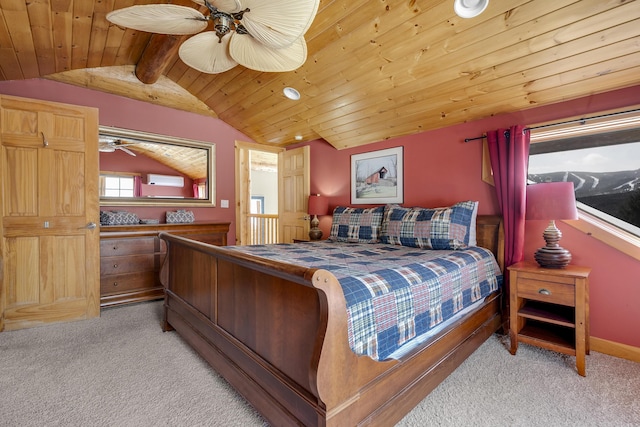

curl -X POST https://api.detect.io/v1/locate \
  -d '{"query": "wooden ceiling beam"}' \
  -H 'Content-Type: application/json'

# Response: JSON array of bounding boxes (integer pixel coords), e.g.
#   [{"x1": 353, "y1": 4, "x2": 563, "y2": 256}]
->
[{"x1": 135, "y1": 33, "x2": 186, "y2": 84}]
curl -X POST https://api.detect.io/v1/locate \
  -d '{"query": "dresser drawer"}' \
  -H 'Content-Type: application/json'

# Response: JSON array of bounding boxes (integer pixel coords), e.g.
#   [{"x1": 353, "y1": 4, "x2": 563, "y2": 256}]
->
[
  {"x1": 100, "y1": 237, "x2": 156, "y2": 257},
  {"x1": 100, "y1": 254, "x2": 155, "y2": 277},
  {"x1": 100, "y1": 272, "x2": 158, "y2": 295},
  {"x1": 516, "y1": 276, "x2": 575, "y2": 306}
]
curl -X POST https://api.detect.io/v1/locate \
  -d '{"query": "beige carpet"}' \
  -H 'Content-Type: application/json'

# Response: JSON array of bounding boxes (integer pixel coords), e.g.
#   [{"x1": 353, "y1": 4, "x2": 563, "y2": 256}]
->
[{"x1": 1, "y1": 301, "x2": 638, "y2": 427}]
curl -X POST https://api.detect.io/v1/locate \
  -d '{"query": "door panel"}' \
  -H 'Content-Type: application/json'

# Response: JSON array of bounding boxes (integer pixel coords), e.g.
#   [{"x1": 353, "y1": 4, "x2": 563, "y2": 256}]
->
[
  {"x1": 4, "y1": 237, "x2": 40, "y2": 306},
  {"x1": 278, "y1": 146, "x2": 310, "y2": 243},
  {"x1": 0, "y1": 95, "x2": 99, "y2": 331},
  {"x1": 2, "y1": 147, "x2": 38, "y2": 216}
]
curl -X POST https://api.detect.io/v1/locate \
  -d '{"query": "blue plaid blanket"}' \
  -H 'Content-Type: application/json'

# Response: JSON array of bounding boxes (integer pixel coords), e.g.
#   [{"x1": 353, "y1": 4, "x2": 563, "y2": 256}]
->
[{"x1": 227, "y1": 241, "x2": 502, "y2": 361}]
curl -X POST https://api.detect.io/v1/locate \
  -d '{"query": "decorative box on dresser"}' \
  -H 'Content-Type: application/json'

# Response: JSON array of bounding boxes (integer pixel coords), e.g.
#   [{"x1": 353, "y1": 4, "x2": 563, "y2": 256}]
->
[
  {"x1": 100, "y1": 222, "x2": 229, "y2": 307},
  {"x1": 508, "y1": 261, "x2": 591, "y2": 376}
]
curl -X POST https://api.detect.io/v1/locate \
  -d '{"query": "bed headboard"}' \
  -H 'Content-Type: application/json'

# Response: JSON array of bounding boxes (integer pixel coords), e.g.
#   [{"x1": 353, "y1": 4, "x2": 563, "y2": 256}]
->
[{"x1": 476, "y1": 215, "x2": 504, "y2": 272}]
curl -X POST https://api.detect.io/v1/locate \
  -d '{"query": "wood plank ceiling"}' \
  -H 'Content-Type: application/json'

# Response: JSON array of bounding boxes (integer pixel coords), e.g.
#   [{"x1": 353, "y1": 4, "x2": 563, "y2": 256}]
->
[{"x1": 1, "y1": 0, "x2": 639, "y2": 150}]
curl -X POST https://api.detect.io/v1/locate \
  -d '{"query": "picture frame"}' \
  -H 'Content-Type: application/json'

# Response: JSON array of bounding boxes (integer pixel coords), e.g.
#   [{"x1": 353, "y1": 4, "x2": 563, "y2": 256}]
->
[{"x1": 351, "y1": 146, "x2": 404, "y2": 204}]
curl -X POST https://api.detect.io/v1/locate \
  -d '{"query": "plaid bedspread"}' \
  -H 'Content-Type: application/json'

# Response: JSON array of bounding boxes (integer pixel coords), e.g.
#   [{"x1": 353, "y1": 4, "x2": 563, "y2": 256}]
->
[{"x1": 227, "y1": 241, "x2": 502, "y2": 361}]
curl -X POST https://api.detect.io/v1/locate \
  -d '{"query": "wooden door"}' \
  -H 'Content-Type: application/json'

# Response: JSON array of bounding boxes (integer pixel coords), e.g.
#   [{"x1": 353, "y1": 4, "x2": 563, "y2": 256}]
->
[
  {"x1": 278, "y1": 146, "x2": 310, "y2": 243},
  {"x1": 235, "y1": 142, "x2": 251, "y2": 245},
  {"x1": 0, "y1": 95, "x2": 100, "y2": 331}
]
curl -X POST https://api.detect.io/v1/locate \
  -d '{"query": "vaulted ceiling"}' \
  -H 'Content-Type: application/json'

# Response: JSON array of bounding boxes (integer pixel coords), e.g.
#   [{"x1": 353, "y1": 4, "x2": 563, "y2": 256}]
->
[{"x1": 1, "y1": 0, "x2": 639, "y2": 150}]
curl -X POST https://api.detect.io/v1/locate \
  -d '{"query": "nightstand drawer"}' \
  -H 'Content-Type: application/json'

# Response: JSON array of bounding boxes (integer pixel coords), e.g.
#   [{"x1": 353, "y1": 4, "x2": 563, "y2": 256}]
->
[{"x1": 516, "y1": 277, "x2": 575, "y2": 306}]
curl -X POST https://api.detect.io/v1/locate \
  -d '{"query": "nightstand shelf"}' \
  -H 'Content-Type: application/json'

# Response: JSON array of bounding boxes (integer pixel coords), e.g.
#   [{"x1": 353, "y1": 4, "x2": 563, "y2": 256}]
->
[
  {"x1": 518, "y1": 301, "x2": 575, "y2": 328},
  {"x1": 518, "y1": 320, "x2": 575, "y2": 353},
  {"x1": 508, "y1": 261, "x2": 591, "y2": 376}
]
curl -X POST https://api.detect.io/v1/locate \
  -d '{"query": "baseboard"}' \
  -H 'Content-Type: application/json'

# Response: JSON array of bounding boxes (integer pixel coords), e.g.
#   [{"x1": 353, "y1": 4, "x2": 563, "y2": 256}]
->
[{"x1": 591, "y1": 336, "x2": 640, "y2": 363}]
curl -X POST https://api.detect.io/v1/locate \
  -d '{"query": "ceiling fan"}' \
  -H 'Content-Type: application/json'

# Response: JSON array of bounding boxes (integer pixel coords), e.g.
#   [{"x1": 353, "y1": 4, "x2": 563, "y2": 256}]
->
[
  {"x1": 99, "y1": 137, "x2": 137, "y2": 156},
  {"x1": 106, "y1": 0, "x2": 320, "y2": 74}
]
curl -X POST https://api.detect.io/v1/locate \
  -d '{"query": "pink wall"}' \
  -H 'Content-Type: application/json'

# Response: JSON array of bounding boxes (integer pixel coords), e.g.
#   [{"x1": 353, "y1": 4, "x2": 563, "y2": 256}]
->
[
  {"x1": 299, "y1": 85, "x2": 640, "y2": 348},
  {"x1": 0, "y1": 79, "x2": 251, "y2": 244},
  {"x1": 2, "y1": 78, "x2": 639, "y2": 348}
]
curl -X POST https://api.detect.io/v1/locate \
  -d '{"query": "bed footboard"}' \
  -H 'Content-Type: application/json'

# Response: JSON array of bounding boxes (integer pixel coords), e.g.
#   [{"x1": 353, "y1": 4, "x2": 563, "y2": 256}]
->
[{"x1": 159, "y1": 216, "x2": 503, "y2": 426}]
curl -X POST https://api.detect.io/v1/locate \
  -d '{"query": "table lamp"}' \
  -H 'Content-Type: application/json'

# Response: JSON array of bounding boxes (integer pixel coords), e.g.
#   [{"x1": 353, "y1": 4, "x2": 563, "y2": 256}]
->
[
  {"x1": 308, "y1": 194, "x2": 328, "y2": 240},
  {"x1": 526, "y1": 182, "x2": 579, "y2": 268}
]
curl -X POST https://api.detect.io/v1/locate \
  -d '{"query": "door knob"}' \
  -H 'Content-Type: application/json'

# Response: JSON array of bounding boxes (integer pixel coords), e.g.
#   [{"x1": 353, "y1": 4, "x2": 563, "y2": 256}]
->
[{"x1": 86, "y1": 222, "x2": 97, "y2": 229}]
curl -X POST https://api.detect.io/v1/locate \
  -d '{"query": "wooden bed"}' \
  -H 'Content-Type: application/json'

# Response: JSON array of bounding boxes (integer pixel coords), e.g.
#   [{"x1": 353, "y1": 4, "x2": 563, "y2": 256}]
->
[{"x1": 159, "y1": 215, "x2": 504, "y2": 426}]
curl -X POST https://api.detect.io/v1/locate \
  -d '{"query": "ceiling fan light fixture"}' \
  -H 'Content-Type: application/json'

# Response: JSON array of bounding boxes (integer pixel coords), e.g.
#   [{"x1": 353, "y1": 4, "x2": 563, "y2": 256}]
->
[
  {"x1": 213, "y1": 14, "x2": 233, "y2": 41},
  {"x1": 454, "y1": 0, "x2": 489, "y2": 18},
  {"x1": 283, "y1": 87, "x2": 301, "y2": 100}
]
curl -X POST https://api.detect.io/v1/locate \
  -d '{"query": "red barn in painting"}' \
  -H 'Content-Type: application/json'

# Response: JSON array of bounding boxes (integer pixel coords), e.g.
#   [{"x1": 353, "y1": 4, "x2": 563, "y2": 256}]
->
[{"x1": 365, "y1": 167, "x2": 388, "y2": 184}]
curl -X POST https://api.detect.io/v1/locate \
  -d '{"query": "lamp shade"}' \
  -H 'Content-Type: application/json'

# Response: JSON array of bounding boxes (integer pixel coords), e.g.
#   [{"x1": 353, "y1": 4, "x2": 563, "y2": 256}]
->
[
  {"x1": 526, "y1": 182, "x2": 578, "y2": 221},
  {"x1": 308, "y1": 194, "x2": 328, "y2": 216}
]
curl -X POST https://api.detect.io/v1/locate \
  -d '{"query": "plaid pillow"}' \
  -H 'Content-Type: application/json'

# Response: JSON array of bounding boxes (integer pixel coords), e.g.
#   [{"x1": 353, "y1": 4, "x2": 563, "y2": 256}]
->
[
  {"x1": 329, "y1": 206, "x2": 385, "y2": 243},
  {"x1": 380, "y1": 201, "x2": 478, "y2": 249}
]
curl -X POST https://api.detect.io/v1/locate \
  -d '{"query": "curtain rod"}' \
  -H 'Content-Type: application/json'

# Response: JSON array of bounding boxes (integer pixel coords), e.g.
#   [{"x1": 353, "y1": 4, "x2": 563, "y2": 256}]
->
[{"x1": 463, "y1": 107, "x2": 640, "y2": 143}]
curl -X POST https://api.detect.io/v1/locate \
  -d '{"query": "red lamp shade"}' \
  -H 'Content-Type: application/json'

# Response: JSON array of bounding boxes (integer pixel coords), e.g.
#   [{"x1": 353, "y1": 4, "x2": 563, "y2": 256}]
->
[
  {"x1": 308, "y1": 194, "x2": 328, "y2": 216},
  {"x1": 526, "y1": 182, "x2": 578, "y2": 221},
  {"x1": 308, "y1": 194, "x2": 328, "y2": 241},
  {"x1": 526, "y1": 182, "x2": 578, "y2": 269}
]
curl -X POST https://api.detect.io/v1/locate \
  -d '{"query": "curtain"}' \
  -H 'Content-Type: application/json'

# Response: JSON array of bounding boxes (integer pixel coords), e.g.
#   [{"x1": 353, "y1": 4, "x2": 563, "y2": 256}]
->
[
  {"x1": 486, "y1": 125, "x2": 530, "y2": 271},
  {"x1": 133, "y1": 175, "x2": 142, "y2": 197}
]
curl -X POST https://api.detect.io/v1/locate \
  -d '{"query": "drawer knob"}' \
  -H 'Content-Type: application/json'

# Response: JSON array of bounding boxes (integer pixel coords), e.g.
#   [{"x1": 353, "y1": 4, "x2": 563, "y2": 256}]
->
[
  {"x1": 538, "y1": 288, "x2": 551, "y2": 296},
  {"x1": 113, "y1": 246, "x2": 118, "y2": 250},
  {"x1": 113, "y1": 264, "x2": 118, "y2": 268},
  {"x1": 113, "y1": 282, "x2": 118, "y2": 287}
]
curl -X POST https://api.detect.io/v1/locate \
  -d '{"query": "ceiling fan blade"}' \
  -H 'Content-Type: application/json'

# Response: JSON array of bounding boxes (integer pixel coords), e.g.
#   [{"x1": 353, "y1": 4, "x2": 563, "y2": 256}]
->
[
  {"x1": 240, "y1": 0, "x2": 319, "y2": 49},
  {"x1": 98, "y1": 145, "x2": 116, "y2": 153},
  {"x1": 191, "y1": 0, "x2": 242, "y2": 13},
  {"x1": 230, "y1": 34, "x2": 307, "y2": 72},
  {"x1": 179, "y1": 31, "x2": 238, "y2": 74},
  {"x1": 106, "y1": 5, "x2": 208, "y2": 35},
  {"x1": 118, "y1": 146, "x2": 137, "y2": 157}
]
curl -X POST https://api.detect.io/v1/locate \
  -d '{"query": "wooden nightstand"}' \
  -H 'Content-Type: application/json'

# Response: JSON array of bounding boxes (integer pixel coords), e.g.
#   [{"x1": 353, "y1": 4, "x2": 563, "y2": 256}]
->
[{"x1": 508, "y1": 261, "x2": 591, "y2": 376}]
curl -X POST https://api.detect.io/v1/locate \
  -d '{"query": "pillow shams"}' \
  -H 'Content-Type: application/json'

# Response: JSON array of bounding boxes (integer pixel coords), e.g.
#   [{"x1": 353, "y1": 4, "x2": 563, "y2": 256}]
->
[
  {"x1": 380, "y1": 201, "x2": 478, "y2": 250},
  {"x1": 329, "y1": 206, "x2": 385, "y2": 243}
]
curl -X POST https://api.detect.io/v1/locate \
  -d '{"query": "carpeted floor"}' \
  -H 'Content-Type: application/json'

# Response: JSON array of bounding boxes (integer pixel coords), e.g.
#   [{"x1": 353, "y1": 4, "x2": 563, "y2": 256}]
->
[{"x1": 0, "y1": 301, "x2": 638, "y2": 427}]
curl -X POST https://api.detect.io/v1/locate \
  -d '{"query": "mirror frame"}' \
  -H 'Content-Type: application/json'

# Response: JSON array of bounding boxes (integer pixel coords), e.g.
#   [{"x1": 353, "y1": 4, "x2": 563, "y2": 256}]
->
[{"x1": 99, "y1": 126, "x2": 216, "y2": 207}]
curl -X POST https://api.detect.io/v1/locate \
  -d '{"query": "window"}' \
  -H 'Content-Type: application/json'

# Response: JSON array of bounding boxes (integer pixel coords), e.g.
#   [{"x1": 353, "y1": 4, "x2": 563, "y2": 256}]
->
[
  {"x1": 100, "y1": 174, "x2": 135, "y2": 198},
  {"x1": 527, "y1": 108, "x2": 640, "y2": 258}
]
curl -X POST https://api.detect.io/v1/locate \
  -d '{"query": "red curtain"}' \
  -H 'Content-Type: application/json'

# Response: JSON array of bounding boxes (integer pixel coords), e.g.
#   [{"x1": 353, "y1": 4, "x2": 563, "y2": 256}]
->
[
  {"x1": 133, "y1": 175, "x2": 142, "y2": 197},
  {"x1": 486, "y1": 125, "x2": 530, "y2": 271}
]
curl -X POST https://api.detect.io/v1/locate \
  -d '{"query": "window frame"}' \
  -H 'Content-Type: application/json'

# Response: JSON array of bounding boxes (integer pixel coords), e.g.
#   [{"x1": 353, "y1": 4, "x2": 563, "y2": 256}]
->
[
  {"x1": 482, "y1": 105, "x2": 640, "y2": 262},
  {"x1": 99, "y1": 171, "x2": 138, "y2": 198}
]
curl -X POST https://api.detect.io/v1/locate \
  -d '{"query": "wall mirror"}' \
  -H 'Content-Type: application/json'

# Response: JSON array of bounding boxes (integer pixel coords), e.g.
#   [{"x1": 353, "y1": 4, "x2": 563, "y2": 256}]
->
[{"x1": 99, "y1": 126, "x2": 215, "y2": 206}]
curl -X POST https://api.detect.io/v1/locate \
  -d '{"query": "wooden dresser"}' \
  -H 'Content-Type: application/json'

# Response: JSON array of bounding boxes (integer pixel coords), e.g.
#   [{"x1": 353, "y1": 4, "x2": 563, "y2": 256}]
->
[{"x1": 99, "y1": 222, "x2": 229, "y2": 308}]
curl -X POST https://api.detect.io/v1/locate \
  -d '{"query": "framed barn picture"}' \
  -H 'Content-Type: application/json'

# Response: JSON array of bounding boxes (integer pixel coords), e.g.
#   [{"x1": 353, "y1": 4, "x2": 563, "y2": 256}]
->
[{"x1": 351, "y1": 146, "x2": 404, "y2": 204}]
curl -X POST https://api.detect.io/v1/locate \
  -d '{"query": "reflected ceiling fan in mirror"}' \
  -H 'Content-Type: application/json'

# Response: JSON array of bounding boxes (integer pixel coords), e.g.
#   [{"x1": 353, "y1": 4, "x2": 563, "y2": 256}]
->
[
  {"x1": 99, "y1": 137, "x2": 137, "y2": 156},
  {"x1": 106, "y1": 0, "x2": 320, "y2": 74}
]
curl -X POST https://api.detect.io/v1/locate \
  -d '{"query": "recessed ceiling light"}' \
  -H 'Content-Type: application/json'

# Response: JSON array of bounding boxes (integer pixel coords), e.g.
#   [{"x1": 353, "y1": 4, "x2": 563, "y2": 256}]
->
[
  {"x1": 283, "y1": 87, "x2": 301, "y2": 101},
  {"x1": 294, "y1": 135, "x2": 303, "y2": 141},
  {"x1": 454, "y1": 0, "x2": 489, "y2": 18}
]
